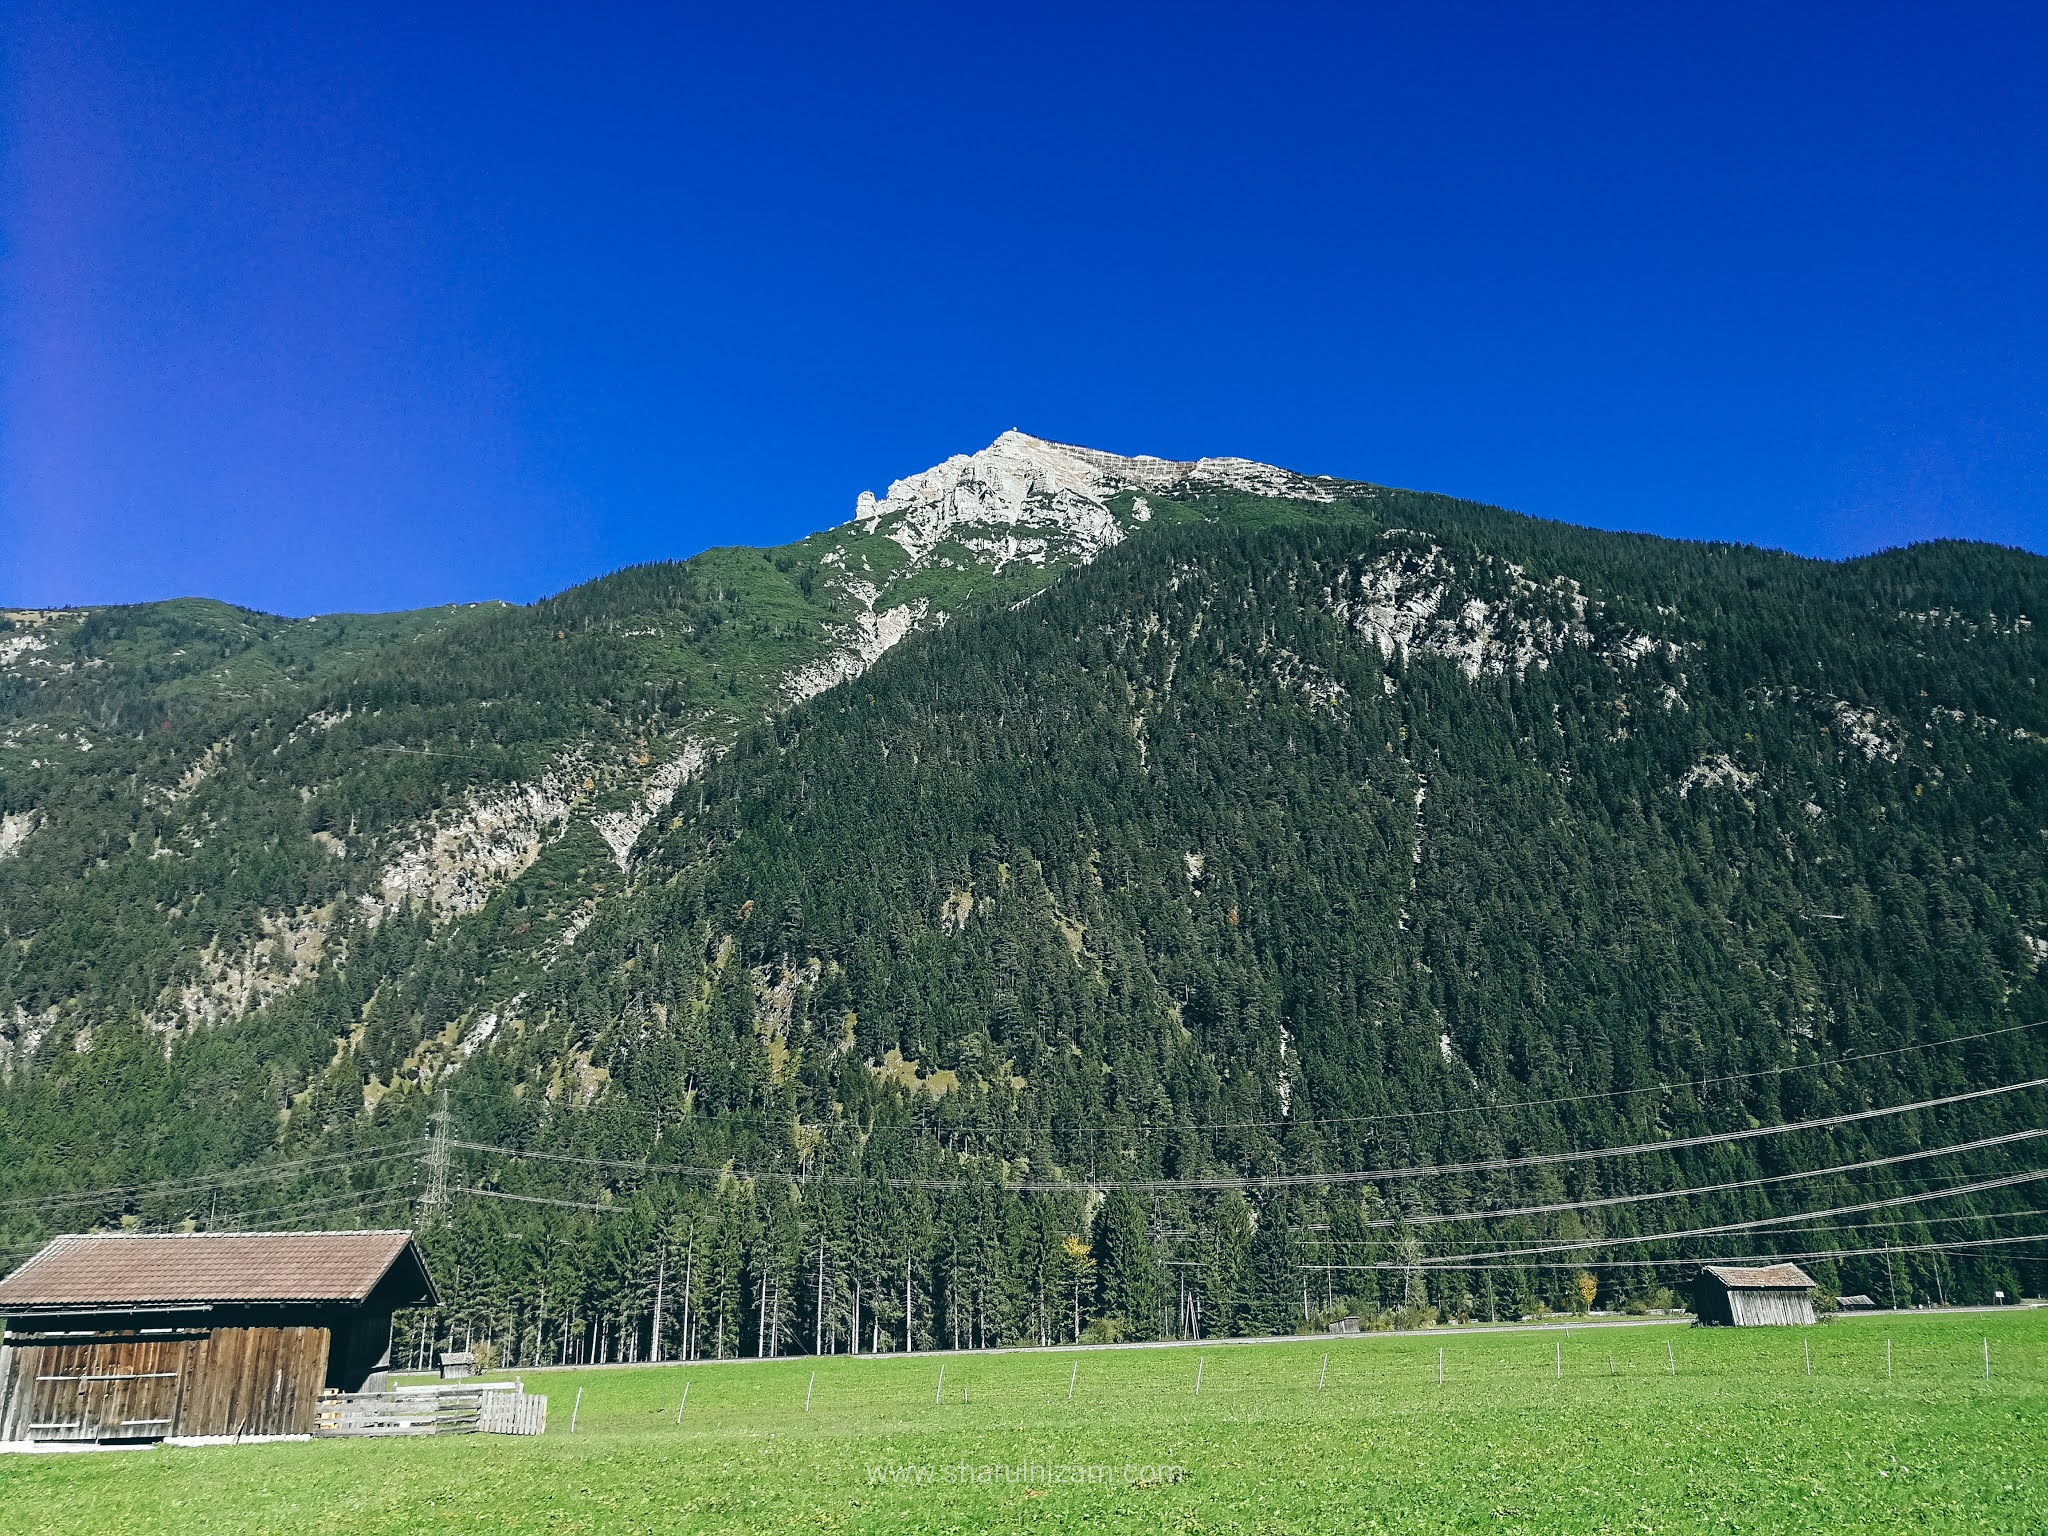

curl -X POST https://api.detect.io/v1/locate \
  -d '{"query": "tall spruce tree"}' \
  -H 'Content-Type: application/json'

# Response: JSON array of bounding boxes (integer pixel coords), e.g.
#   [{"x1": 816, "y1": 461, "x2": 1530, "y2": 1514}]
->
[{"x1": 1093, "y1": 1189, "x2": 1164, "y2": 1339}]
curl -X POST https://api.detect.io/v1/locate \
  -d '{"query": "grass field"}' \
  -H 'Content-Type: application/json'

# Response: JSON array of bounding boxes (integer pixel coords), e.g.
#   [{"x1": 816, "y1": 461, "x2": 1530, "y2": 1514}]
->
[{"x1": 4, "y1": 1311, "x2": 2041, "y2": 1535}]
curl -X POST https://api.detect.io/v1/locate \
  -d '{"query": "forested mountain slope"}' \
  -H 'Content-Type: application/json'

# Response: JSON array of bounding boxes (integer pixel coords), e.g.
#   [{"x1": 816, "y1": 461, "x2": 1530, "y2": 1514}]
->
[
  {"x1": 2, "y1": 436, "x2": 2043, "y2": 1358},
  {"x1": 0, "y1": 433, "x2": 1328, "y2": 1067}
]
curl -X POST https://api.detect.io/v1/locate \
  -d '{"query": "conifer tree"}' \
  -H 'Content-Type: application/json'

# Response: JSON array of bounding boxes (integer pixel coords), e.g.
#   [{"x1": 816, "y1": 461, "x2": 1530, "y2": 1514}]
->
[{"x1": 1093, "y1": 1188, "x2": 1164, "y2": 1339}]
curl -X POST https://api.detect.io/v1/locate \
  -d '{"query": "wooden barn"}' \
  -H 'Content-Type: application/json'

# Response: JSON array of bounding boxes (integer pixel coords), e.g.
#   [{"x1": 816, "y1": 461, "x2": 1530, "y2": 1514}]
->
[
  {"x1": 1692, "y1": 1262, "x2": 1817, "y2": 1326},
  {"x1": 0, "y1": 1229, "x2": 437, "y2": 1446}
]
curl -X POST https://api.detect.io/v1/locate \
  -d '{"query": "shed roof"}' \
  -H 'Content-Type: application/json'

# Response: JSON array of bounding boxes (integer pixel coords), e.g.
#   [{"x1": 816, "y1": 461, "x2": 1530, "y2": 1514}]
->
[
  {"x1": 0, "y1": 1230, "x2": 437, "y2": 1314},
  {"x1": 1700, "y1": 1263, "x2": 1816, "y2": 1290}
]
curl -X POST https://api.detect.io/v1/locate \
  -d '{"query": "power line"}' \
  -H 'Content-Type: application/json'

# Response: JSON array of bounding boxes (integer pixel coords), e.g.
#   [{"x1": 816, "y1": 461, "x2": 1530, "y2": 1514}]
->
[
  {"x1": 1388, "y1": 1211, "x2": 2048, "y2": 1251},
  {"x1": 1063, "y1": 1016, "x2": 2048, "y2": 1135},
  {"x1": 10, "y1": 1032, "x2": 2026, "y2": 1231},
  {"x1": 449, "y1": 1075, "x2": 2048, "y2": 1195},
  {"x1": 0, "y1": 1187, "x2": 418, "y2": 1258},
  {"x1": 1409, "y1": 1167, "x2": 2048, "y2": 1267},
  {"x1": 0, "y1": 1150, "x2": 380, "y2": 1212},
  {"x1": 204, "y1": 1186, "x2": 415, "y2": 1227},
  {"x1": 1376, "y1": 1127, "x2": 2048, "y2": 1227},
  {"x1": 1709, "y1": 1206, "x2": 2048, "y2": 1238},
  {"x1": 8, "y1": 1013, "x2": 2014, "y2": 1225},
  {"x1": 1039, "y1": 1076, "x2": 2048, "y2": 1193},
  {"x1": 1301, "y1": 1143, "x2": 2048, "y2": 1242},
  {"x1": 450, "y1": 1186, "x2": 624, "y2": 1213},
  {"x1": 0, "y1": 1145, "x2": 419, "y2": 1214},
  {"x1": 583, "y1": 1018, "x2": 2048, "y2": 1139},
  {"x1": 1304, "y1": 1232, "x2": 2048, "y2": 1271}
]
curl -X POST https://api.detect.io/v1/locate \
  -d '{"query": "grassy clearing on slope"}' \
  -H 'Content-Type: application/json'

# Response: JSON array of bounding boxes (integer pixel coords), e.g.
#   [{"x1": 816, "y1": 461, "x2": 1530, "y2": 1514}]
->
[{"x1": 6, "y1": 1311, "x2": 2041, "y2": 1536}]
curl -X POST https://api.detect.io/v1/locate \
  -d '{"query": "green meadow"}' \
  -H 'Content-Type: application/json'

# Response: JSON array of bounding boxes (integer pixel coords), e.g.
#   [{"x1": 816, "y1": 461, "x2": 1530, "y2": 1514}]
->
[{"x1": 5, "y1": 1311, "x2": 2041, "y2": 1535}]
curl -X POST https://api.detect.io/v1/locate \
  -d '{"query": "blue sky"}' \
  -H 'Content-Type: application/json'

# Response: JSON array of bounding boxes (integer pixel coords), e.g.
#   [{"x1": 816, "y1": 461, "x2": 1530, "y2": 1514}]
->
[{"x1": 4, "y1": 2, "x2": 2044, "y2": 615}]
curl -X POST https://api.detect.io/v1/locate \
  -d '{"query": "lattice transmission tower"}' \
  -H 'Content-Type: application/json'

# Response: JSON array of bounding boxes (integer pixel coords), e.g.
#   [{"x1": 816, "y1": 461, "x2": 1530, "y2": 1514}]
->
[{"x1": 420, "y1": 1088, "x2": 452, "y2": 1218}]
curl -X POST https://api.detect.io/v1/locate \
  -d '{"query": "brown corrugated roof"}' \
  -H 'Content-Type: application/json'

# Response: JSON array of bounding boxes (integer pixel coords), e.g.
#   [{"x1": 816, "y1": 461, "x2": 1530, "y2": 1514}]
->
[
  {"x1": 1701, "y1": 1262, "x2": 1816, "y2": 1290},
  {"x1": 0, "y1": 1230, "x2": 428, "y2": 1310}
]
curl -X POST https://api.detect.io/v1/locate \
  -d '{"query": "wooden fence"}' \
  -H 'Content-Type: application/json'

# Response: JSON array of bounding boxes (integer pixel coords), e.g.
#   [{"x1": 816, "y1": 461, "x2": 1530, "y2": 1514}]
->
[
  {"x1": 479, "y1": 1388, "x2": 549, "y2": 1436},
  {"x1": 316, "y1": 1383, "x2": 546, "y2": 1438}
]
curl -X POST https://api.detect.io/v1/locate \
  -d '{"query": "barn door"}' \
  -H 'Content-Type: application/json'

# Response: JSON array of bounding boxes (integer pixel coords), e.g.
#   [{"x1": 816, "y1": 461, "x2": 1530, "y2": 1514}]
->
[{"x1": 26, "y1": 1338, "x2": 189, "y2": 1441}]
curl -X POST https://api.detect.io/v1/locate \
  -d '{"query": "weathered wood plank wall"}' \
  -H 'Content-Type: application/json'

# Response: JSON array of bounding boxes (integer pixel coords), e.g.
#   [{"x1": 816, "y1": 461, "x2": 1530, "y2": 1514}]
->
[
  {"x1": 176, "y1": 1326, "x2": 331, "y2": 1437},
  {"x1": 0, "y1": 1346, "x2": 27, "y2": 1442},
  {"x1": 25, "y1": 1337, "x2": 189, "y2": 1440},
  {"x1": 1727, "y1": 1289, "x2": 1817, "y2": 1326},
  {"x1": 1, "y1": 1325, "x2": 331, "y2": 1441}
]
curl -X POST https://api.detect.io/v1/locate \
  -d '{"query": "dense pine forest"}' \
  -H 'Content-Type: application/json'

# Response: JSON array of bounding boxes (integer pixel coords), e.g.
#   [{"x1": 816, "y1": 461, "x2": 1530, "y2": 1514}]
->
[{"x1": 3, "y1": 438, "x2": 2044, "y2": 1365}]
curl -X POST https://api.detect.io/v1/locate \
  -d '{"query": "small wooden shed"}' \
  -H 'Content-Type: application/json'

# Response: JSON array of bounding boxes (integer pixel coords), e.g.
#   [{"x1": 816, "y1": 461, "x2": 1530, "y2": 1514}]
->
[
  {"x1": 0, "y1": 1229, "x2": 437, "y2": 1445},
  {"x1": 436, "y1": 1348, "x2": 476, "y2": 1380},
  {"x1": 1692, "y1": 1262, "x2": 1817, "y2": 1326}
]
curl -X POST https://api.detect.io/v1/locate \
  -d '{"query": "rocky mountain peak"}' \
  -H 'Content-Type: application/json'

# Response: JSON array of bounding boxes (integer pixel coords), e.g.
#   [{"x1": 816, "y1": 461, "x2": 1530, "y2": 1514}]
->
[{"x1": 845, "y1": 430, "x2": 1340, "y2": 570}]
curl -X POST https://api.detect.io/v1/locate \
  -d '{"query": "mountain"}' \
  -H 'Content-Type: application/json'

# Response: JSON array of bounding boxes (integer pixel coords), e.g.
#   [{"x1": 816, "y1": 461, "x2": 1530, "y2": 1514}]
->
[
  {"x1": 0, "y1": 434, "x2": 1340, "y2": 1057},
  {"x1": 2, "y1": 434, "x2": 2044, "y2": 1358}
]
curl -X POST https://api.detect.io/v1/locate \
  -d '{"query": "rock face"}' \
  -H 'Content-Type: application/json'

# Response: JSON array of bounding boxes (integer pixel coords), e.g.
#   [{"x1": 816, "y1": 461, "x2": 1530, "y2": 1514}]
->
[
  {"x1": 788, "y1": 430, "x2": 1346, "y2": 707},
  {"x1": 592, "y1": 742, "x2": 710, "y2": 869},
  {"x1": 375, "y1": 762, "x2": 588, "y2": 920},
  {"x1": 849, "y1": 429, "x2": 1338, "y2": 574},
  {"x1": 782, "y1": 587, "x2": 933, "y2": 706},
  {"x1": 0, "y1": 811, "x2": 35, "y2": 860},
  {"x1": 1326, "y1": 534, "x2": 1683, "y2": 684}
]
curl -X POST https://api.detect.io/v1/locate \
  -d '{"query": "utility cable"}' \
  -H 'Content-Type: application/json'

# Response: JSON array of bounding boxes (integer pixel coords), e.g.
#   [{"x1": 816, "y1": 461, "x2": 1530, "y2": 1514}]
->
[
  {"x1": 0, "y1": 1145, "x2": 419, "y2": 1213},
  {"x1": 449, "y1": 1075, "x2": 2047, "y2": 1195},
  {"x1": 583, "y1": 1018, "x2": 2048, "y2": 1138},
  {"x1": 1373, "y1": 1127, "x2": 2047, "y2": 1226},
  {"x1": 1409, "y1": 1166, "x2": 2048, "y2": 1267},
  {"x1": 1029, "y1": 1076, "x2": 2048, "y2": 1192},
  {"x1": 1303, "y1": 1231, "x2": 2048, "y2": 1271}
]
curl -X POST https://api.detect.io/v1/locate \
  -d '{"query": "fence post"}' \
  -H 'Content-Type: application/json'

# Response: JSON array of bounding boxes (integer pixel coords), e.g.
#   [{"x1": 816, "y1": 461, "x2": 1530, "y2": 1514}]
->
[
  {"x1": 677, "y1": 1381, "x2": 690, "y2": 1423},
  {"x1": 1984, "y1": 1339, "x2": 1991, "y2": 1380},
  {"x1": 806, "y1": 1371, "x2": 815, "y2": 1413},
  {"x1": 1887, "y1": 1339, "x2": 1892, "y2": 1381},
  {"x1": 1805, "y1": 1338, "x2": 1812, "y2": 1377},
  {"x1": 935, "y1": 1364, "x2": 945, "y2": 1405},
  {"x1": 570, "y1": 1386, "x2": 583, "y2": 1434},
  {"x1": 1068, "y1": 1361, "x2": 1077, "y2": 1401},
  {"x1": 1320, "y1": 1355, "x2": 1329, "y2": 1392},
  {"x1": 1555, "y1": 1339, "x2": 1562, "y2": 1380},
  {"x1": 1438, "y1": 1347, "x2": 1444, "y2": 1387},
  {"x1": 1667, "y1": 1340, "x2": 1674, "y2": 1377},
  {"x1": 1195, "y1": 1357, "x2": 1204, "y2": 1396}
]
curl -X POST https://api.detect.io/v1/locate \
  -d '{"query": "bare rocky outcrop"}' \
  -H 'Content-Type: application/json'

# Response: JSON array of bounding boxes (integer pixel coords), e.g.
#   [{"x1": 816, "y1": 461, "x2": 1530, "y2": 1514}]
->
[
  {"x1": 0, "y1": 810, "x2": 37, "y2": 860},
  {"x1": 0, "y1": 1005, "x2": 59, "y2": 1078},
  {"x1": 785, "y1": 431, "x2": 1347, "y2": 710},
  {"x1": 592, "y1": 740, "x2": 711, "y2": 869},
  {"x1": 374, "y1": 759, "x2": 588, "y2": 919},
  {"x1": 1329, "y1": 536, "x2": 1684, "y2": 684},
  {"x1": 783, "y1": 587, "x2": 933, "y2": 706},
  {"x1": 850, "y1": 429, "x2": 1338, "y2": 574},
  {"x1": 1679, "y1": 754, "x2": 1758, "y2": 798},
  {"x1": 148, "y1": 905, "x2": 338, "y2": 1036}
]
